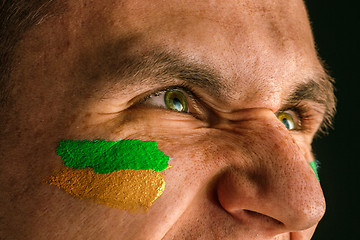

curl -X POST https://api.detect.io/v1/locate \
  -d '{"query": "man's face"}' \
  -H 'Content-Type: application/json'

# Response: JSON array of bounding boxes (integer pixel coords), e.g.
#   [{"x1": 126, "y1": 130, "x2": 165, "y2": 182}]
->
[{"x1": 1, "y1": 0, "x2": 333, "y2": 239}]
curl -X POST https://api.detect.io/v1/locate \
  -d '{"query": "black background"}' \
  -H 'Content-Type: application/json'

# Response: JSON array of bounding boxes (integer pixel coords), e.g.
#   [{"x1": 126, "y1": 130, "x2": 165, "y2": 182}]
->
[{"x1": 305, "y1": 1, "x2": 359, "y2": 239}]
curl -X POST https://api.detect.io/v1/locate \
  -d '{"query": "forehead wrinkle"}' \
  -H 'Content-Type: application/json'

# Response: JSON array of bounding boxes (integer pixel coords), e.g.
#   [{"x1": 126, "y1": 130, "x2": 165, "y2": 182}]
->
[{"x1": 76, "y1": 37, "x2": 230, "y2": 99}]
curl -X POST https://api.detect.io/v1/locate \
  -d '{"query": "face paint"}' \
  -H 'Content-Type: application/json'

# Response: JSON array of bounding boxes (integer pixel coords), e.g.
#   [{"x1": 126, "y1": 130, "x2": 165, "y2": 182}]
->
[
  {"x1": 45, "y1": 167, "x2": 165, "y2": 211},
  {"x1": 56, "y1": 140, "x2": 169, "y2": 173},
  {"x1": 309, "y1": 160, "x2": 320, "y2": 182},
  {"x1": 44, "y1": 140, "x2": 170, "y2": 211}
]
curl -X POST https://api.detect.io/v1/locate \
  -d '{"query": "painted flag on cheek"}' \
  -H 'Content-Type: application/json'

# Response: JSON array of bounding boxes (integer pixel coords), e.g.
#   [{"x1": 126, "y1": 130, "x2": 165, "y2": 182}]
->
[{"x1": 44, "y1": 140, "x2": 170, "y2": 211}]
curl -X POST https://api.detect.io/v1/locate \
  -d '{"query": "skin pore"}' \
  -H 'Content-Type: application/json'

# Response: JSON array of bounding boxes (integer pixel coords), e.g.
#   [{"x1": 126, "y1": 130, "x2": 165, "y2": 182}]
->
[{"x1": 0, "y1": 0, "x2": 335, "y2": 240}]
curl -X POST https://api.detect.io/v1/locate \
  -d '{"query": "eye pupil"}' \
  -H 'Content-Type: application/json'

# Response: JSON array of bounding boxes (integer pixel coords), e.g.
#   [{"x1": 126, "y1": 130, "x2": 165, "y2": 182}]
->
[
  {"x1": 282, "y1": 118, "x2": 291, "y2": 129},
  {"x1": 172, "y1": 98, "x2": 183, "y2": 111}
]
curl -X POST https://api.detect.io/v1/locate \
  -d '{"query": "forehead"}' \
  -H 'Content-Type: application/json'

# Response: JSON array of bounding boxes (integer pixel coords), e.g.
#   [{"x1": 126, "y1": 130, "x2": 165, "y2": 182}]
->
[
  {"x1": 23, "y1": 0, "x2": 323, "y2": 111},
  {"x1": 64, "y1": 0, "x2": 320, "y2": 103}
]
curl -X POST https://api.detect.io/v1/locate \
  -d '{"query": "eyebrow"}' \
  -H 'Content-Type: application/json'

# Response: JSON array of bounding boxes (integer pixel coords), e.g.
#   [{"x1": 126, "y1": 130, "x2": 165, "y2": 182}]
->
[
  {"x1": 87, "y1": 44, "x2": 335, "y2": 131},
  {"x1": 110, "y1": 50, "x2": 227, "y2": 98}
]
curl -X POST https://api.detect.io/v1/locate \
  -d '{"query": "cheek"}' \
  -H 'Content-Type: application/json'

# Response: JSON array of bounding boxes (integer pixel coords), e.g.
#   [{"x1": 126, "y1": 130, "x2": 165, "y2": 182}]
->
[
  {"x1": 61, "y1": 108, "x2": 270, "y2": 192},
  {"x1": 153, "y1": 131, "x2": 251, "y2": 200},
  {"x1": 44, "y1": 139, "x2": 171, "y2": 212},
  {"x1": 58, "y1": 107, "x2": 313, "y2": 214}
]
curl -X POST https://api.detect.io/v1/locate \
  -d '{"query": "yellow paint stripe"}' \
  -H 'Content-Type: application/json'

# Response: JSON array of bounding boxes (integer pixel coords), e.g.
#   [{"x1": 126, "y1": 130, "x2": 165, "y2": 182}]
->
[{"x1": 44, "y1": 167, "x2": 166, "y2": 211}]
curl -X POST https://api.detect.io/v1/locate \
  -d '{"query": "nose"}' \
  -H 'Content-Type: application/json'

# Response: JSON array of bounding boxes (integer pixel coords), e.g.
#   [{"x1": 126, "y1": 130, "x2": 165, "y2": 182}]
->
[{"x1": 215, "y1": 109, "x2": 325, "y2": 237}]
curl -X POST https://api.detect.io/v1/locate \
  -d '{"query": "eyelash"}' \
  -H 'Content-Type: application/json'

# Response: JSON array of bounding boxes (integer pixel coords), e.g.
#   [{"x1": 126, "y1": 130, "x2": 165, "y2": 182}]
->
[
  {"x1": 140, "y1": 83, "x2": 194, "y2": 101},
  {"x1": 139, "y1": 83, "x2": 204, "y2": 118},
  {"x1": 284, "y1": 103, "x2": 315, "y2": 132},
  {"x1": 139, "y1": 85, "x2": 316, "y2": 132}
]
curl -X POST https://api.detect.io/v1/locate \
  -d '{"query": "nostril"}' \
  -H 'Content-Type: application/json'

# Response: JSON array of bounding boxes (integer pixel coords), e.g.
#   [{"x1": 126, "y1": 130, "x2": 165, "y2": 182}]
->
[
  {"x1": 227, "y1": 209, "x2": 288, "y2": 237},
  {"x1": 243, "y1": 209, "x2": 283, "y2": 226},
  {"x1": 229, "y1": 208, "x2": 285, "y2": 227}
]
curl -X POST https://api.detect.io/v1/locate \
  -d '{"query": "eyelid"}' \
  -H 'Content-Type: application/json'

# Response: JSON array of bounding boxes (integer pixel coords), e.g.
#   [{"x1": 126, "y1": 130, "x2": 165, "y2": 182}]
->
[
  {"x1": 138, "y1": 84, "x2": 207, "y2": 119},
  {"x1": 279, "y1": 102, "x2": 319, "y2": 133},
  {"x1": 276, "y1": 110, "x2": 300, "y2": 130},
  {"x1": 141, "y1": 85, "x2": 194, "y2": 105},
  {"x1": 139, "y1": 83, "x2": 195, "y2": 101}
]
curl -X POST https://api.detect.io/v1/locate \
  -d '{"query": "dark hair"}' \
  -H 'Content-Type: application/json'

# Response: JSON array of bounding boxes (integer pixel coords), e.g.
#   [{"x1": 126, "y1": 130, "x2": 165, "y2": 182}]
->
[{"x1": 0, "y1": 0, "x2": 60, "y2": 109}]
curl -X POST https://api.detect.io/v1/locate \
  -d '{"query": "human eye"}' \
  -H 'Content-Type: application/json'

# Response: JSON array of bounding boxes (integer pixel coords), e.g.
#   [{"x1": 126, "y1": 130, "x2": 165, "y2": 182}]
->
[
  {"x1": 145, "y1": 88, "x2": 189, "y2": 112},
  {"x1": 276, "y1": 103, "x2": 322, "y2": 134},
  {"x1": 276, "y1": 111, "x2": 297, "y2": 130},
  {"x1": 139, "y1": 86, "x2": 205, "y2": 118}
]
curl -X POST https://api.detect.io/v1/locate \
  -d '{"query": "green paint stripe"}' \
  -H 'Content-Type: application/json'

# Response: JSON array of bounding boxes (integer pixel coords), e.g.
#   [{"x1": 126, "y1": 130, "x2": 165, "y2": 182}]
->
[
  {"x1": 309, "y1": 160, "x2": 320, "y2": 182},
  {"x1": 56, "y1": 140, "x2": 170, "y2": 174}
]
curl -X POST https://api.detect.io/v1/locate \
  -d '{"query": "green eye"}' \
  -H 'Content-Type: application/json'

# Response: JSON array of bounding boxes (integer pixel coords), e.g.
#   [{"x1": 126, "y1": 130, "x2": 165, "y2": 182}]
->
[
  {"x1": 164, "y1": 90, "x2": 188, "y2": 112},
  {"x1": 276, "y1": 112, "x2": 295, "y2": 130}
]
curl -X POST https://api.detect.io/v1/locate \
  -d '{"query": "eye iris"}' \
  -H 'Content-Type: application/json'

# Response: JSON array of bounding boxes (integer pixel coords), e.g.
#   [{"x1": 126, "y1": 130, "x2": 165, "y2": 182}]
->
[
  {"x1": 164, "y1": 90, "x2": 188, "y2": 112},
  {"x1": 277, "y1": 112, "x2": 295, "y2": 130}
]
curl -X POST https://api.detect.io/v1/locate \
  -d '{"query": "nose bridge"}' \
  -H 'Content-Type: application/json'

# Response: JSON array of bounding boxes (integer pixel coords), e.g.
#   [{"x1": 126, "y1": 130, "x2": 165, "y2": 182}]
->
[{"x1": 215, "y1": 108, "x2": 325, "y2": 233}]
